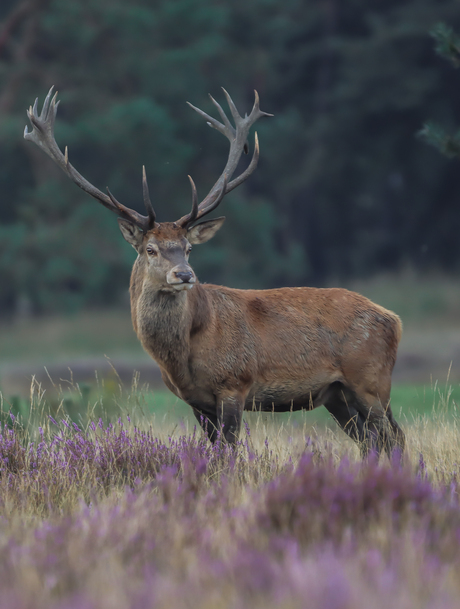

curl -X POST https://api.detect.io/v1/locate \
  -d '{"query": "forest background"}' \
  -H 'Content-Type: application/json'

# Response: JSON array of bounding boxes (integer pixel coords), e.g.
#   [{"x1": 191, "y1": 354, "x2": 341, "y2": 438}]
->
[
  {"x1": 3, "y1": 5, "x2": 460, "y2": 606},
  {"x1": 1, "y1": 0, "x2": 460, "y2": 317}
]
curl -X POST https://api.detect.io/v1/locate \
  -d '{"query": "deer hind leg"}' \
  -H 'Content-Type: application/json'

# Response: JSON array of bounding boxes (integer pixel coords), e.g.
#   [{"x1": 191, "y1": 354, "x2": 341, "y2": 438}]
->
[
  {"x1": 327, "y1": 379, "x2": 405, "y2": 459},
  {"x1": 384, "y1": 403, "x2": 405, "y2": 455},
  {"x1": 353, "y1": 372, "x2": 405, "y2": 458},
  {"x1": 363, "y1": 396, "x2": 405, "y2": 458},
  {"x1": 323, "y1": 383, "x2": 373, "y2": 456}
]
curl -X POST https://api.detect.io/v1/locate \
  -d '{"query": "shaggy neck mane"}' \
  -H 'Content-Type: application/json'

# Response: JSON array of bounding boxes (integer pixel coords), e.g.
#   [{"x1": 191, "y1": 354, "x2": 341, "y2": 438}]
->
[{"x1": 130, "y1": 257, "x2": 211, "y2": 374}]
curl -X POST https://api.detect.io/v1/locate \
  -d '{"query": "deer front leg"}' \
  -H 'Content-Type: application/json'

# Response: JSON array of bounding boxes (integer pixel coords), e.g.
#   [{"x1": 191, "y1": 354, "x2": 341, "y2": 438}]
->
[
  {"x1": 216, "y1": 392, "x2": 245, "y2": 446},
  {"x1": 192, "y1": 408, "x2": 220, "y2": 443}
]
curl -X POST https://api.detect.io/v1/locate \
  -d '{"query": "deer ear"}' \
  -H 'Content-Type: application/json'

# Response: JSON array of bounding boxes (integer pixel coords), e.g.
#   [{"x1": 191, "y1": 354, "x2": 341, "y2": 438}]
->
[
  {"x1": 187, "y1": 217, "x2": 225, "y2": 245},
  {"x1": 118, "y1": 219, "x2": 144, "y2": 250}
]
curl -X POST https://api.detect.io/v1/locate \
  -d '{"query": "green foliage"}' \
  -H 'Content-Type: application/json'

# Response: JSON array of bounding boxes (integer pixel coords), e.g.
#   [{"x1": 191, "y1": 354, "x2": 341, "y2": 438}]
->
[
  {"x1": 192, "y1": 193, "x2": 310, "y2": 288},
  {"x1": 2, "y1": 0, "x2": 460, "y2": 314},
  {"x1": 0, "y1": 181, "x2": 131, "y2": 313},
  {"x1": 419, "y1": 23, "x2": 460, "y2": 162},
  {"x1": 419, "y1": 121, "x2": 460, "y2": 159},
  {"x1": 430, "y1": 22, "x2": 460, "y2": 67},
  {"x1": 0, "y1": 377, "x2": 190, "y2": 437}
]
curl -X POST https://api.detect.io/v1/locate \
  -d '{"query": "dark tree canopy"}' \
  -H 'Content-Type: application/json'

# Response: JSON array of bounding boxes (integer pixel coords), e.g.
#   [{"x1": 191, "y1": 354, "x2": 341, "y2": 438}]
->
[
  {"x1": 1, "y1": 0, "x2": 460, "y2": 314},
  {"x1": 420, "y1": 23, "x2": 460, "y2": 159}
]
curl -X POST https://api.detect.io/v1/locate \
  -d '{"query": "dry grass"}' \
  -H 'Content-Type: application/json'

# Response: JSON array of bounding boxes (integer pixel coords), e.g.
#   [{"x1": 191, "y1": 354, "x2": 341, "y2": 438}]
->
[{"x1": 0, "y1": 394, "x2": 459, "y2": 608}]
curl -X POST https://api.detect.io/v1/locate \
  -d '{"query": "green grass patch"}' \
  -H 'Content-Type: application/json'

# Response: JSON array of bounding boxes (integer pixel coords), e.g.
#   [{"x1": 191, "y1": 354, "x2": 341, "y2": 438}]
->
[
  {"x1": 391, "y1": 382, "x2": 460, "y2": 421},
  {"x1": 2, "y1": 377, "x2": 460, "y2": 439}
]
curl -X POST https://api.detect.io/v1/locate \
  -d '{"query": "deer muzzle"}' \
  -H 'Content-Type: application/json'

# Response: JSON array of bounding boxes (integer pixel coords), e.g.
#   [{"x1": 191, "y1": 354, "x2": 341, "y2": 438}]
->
[{"x1": 166, "y1": 266, "x2": 196, "y2": 291}]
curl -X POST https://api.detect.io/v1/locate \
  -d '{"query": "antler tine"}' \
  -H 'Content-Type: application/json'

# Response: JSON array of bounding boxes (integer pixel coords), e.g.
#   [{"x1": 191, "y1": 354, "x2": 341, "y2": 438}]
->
[
  {"x1": 226, "y1": 132, "x2": 259, "y2": 193},
  {"x1": 24, "y1": 87, "x2": 156, "y2": 232},
  {"x1": 248, "y1": 90, "x2": 274, "y2": 121},
  {"x1": 186, "y1": 101, "x2": 228, "y2": 137},
  {"x1": 188, "y1": 175, "x2": 199, "y2": 222},
  {"x1": 106, "y1": 187, "x2": 125, "y2": 211},
  {"x1": 209, "y1": 94, "x2": 235, "y2": 136},
  {"x1": 142, "y1": 166, "x2": 156, "y2": 225},
  {"x1": 220, "y1": 88, "x2": 243, "y2": 125},
  {"x1": 176, "y1": 175, "x2": 199, "y2": 227},
  {"x1": 180, "y1": 90, "x2": 272, "y2": 227},
  {"x1": 195, "y1": 134, "x2": 258, "y2": 218},
  {"x1": 199, "y1": 173, "x2": 228, "y2": 216},
  {"x1": 222, "y1": 88, "x2": 273, "y2": 126}
]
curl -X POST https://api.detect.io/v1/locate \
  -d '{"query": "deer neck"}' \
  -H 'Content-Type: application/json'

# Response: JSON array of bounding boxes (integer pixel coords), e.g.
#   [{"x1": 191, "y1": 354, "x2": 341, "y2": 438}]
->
[
  {"x1": 130, "y1": 261, "x2": 210, "y2": 378},
  {"x1": 137, "y1": 287, "x2": 190, "y2": 367}
]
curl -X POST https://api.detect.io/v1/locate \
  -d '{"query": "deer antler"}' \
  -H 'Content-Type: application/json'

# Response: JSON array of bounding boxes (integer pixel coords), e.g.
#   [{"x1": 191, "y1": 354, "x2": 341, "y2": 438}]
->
[
  {"x1": 176, "y1": 89, "x2": 273, "y2": 228},
  {"x1": 24, "y1": 87, "x2": 157, "y2": 232}
]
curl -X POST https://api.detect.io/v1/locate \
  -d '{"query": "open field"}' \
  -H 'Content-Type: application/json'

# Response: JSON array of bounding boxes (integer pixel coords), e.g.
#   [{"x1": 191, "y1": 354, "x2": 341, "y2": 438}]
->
[
  {"x1": 0, "y1": 403, "x2": 459, "y2": 608},
  {"x1": 1, "y1": 273, "x2": 460, "y2": 606}
]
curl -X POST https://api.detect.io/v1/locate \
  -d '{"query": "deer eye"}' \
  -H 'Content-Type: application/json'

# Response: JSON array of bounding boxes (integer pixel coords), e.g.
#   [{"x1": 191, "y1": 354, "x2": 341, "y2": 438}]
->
[
  {"x1": 187, "y1": 245, "x2": 192, "y2": 254},
  {"x1": 146, "y1": 245, "x2": 157, "y2": 256}
]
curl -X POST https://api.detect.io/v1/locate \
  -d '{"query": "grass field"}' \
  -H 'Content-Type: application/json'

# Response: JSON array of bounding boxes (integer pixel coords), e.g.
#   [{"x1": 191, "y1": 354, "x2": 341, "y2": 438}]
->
[
  {"x1": 1, "y1": 273, "x2": 460, "y2": 607},
  {"x1": 0, "y1": 399, "x2": 459, "y2": 608},
  {"x1": 2, "y1": 373, "x2": 460, "y2": 440}
]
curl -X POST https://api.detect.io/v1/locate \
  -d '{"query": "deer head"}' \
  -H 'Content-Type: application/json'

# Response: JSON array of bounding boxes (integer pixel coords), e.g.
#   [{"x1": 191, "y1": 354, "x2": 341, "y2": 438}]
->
[
  {"x1": 24, "y1": 87, "x2": 272, "y2": 292},
  {"x1": 119, "y1": 214, "x2": 226, "y2": 292}
]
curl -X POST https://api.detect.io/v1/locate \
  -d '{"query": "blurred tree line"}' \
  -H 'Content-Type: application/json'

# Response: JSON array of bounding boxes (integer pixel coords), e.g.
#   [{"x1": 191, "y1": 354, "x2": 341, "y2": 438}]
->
[
  {"x1": 1, "y1": 0, "x2": 460, "y2": 315},
  {"x1": 420, "y1": 23, "x2": 460, "y2": 159}
]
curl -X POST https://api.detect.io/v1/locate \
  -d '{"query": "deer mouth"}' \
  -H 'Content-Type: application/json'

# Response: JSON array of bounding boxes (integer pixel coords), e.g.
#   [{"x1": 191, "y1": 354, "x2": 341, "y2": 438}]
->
[{"x1": 170, "y1": 281, "x2": 195, "y2": 291}]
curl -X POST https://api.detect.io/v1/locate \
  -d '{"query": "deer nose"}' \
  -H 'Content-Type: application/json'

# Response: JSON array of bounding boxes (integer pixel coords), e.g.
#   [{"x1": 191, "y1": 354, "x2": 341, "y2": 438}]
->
[{"x1": 175, "y1": 270, "x2": 194, "y2": 283}]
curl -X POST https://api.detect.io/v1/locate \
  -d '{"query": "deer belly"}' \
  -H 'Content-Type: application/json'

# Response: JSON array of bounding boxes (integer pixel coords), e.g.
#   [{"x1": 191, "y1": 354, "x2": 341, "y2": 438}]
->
[{"x1": 245, "y1": 383, "x2": 326, "y2": 413}]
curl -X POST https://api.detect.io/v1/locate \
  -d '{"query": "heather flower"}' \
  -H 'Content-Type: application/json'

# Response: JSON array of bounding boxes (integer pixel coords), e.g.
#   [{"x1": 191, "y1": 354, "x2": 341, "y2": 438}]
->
[{"x1": 0, "y1": 416, "x2": 458, "y2": 607}]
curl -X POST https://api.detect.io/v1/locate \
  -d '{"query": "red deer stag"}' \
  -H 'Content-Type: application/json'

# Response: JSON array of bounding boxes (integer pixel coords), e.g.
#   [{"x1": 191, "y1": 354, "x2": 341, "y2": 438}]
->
[{"x1": 24, "y1": 87, "x2": 404, "y2": 457}]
